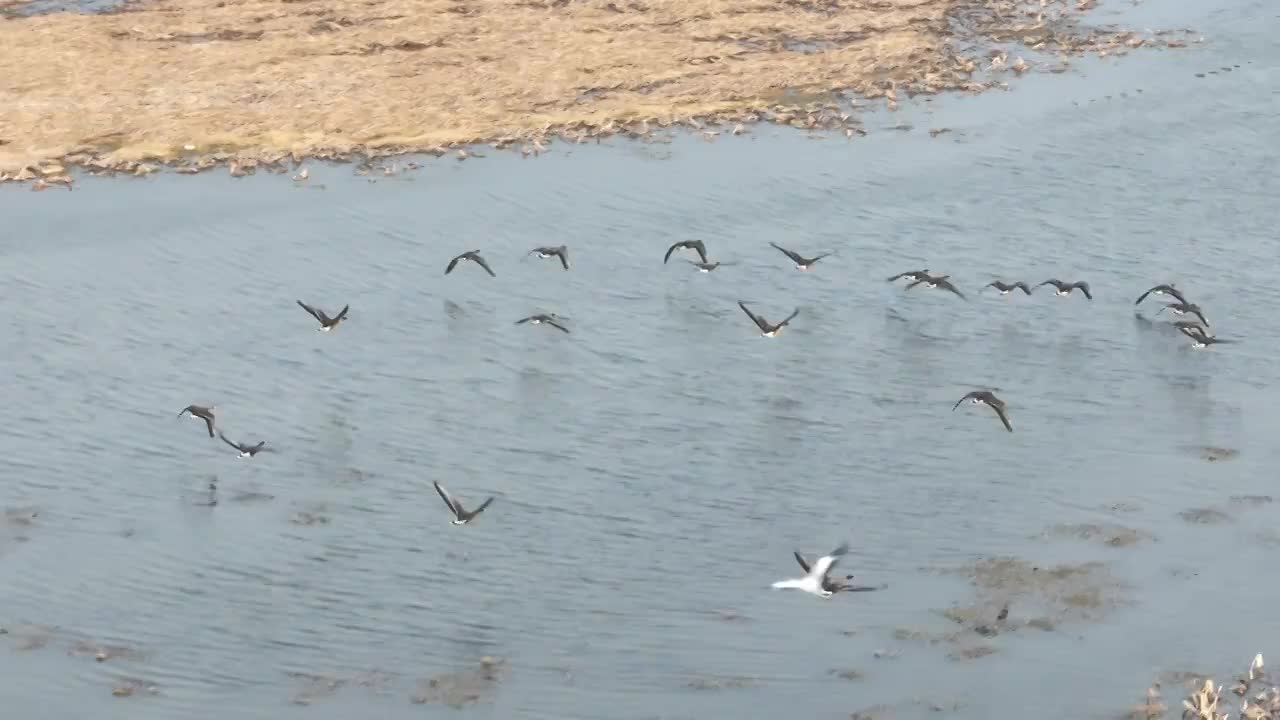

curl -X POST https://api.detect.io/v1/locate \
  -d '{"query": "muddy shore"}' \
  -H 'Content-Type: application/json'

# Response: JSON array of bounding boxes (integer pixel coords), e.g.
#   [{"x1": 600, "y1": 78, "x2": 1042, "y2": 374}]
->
[{"x1": 0, "y1": 0, "x2": 1190, "y2": 184}]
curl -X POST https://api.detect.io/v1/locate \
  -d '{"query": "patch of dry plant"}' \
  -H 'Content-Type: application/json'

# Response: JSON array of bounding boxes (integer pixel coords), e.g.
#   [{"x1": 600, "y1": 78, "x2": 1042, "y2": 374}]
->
[{"x1": 0, "y1": 0, "x2": 1192, "y2": 181}]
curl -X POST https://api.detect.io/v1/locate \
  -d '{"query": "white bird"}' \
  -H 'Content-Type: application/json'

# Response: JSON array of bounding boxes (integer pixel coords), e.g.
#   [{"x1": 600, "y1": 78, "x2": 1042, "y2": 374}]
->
[{"x1": 770, "y1": 543, "x2": 849, "y2": 598}]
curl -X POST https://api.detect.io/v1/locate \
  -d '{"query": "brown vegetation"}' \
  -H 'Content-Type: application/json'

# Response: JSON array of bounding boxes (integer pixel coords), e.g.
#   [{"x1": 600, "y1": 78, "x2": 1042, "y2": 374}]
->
[{"x1": 0, "y1": 0, "x2": 1189, "y2": 183}]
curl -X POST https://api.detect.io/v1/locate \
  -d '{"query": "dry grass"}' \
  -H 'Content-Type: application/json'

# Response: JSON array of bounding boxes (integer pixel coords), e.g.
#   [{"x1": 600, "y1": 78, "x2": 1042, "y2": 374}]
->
[{"x1": 0, "y1": 0, "x2": 1186, "y2": 181}]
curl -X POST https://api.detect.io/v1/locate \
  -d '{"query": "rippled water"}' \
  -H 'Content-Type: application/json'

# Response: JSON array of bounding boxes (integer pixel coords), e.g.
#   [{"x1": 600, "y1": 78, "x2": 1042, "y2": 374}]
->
[{"x1": 2, "y1": 1, "x2": 1278, "y2": 718}]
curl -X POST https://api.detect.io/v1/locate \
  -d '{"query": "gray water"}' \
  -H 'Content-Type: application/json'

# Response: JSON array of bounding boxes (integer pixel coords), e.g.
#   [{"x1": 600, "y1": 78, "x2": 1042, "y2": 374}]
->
[{"x1": 2, "y1": 1, "x2": 1278, "y2": 718}]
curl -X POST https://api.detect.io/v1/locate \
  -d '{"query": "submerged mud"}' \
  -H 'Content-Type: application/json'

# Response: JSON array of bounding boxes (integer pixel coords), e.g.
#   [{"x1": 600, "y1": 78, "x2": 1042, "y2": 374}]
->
[{"x1": 0, "y1": 0, "x2": 1192, "y2": 183}]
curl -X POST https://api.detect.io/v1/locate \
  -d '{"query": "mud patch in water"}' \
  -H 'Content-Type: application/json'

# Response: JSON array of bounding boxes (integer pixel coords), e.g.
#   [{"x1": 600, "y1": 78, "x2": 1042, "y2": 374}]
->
[
  {"x1": 287, "y1": 669, "x2": 398, "y2": 706},
  {"x1": 1179, "y1": 507, "x2": 1234, "y2": 525},
  {"x1": 938, "y1": 556, "x2": 1131, "y2": 625},
  {"x1": 410, "y1": 657, "x2": 506, "y2": 708},
  {"x1": 684, "y1": 674, "x2": 760, "y2": 691},
  {"x1": 1039, "y1": 522, "x2": 1155, "y2": 548},
  {"x1": 1200, "y1": 446, "x2": 1240, "y2": 462}
]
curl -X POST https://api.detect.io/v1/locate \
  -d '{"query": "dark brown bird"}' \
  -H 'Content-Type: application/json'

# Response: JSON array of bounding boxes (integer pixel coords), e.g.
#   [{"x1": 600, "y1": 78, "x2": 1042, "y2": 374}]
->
[
  {"x1": 433, "y1": 481, "x2": 495, "y2": 526},
  {"x1": 218, "y1": 432, "x2": 269, "y2": 458},
  {"x1": 1172, "y1": 320, "x2": 1212, "y2": 337},
  {"x1": 1158, "y1": 302, "x2": 1210, "y2": 326},
  {"x1": 296, "y1": 300, "x2": 350, "y2": 331},
  {"x1": 906, "y1": 273, "x2": 966, "y2": 300},
  {"x1": 770, "y1": 243, "x2": 832, "y2": 270},
  {"x1": 515, "y1": 314, "x2": 570, "y2": 333},
  {"x1": 984, "y1": 280, "x2": 1033, "y2": 296},
  {"x1": 1038, "y1": 279, "x2": 1092, "y2": 300},
  {"x1": 445, "y1": 250, "x2": 496, "y2": 277},
  {"x1": 1178, "y1": 324, "x2": 1234, "y2": 348},
  {"x1": 528, "y1": 245, "x2": 570, "y2": 270},
  {"x1": 1135, "y1": 284, "x2": 1187, "y2": 305},
  {"x1": 178, "y1": 405, "x2": 216, "y2": 438},
  {"x1": 689, "y1": 260, "x2": 736, "y2": 273},
  {"x1": 953, "y1": 390, "x2": 1013, "y2": 432},
  {"x1": 738, "y1": 301, "x2": 799, "y2": 337},
  {"x1": 663, "y1": 240, "x2": 709, "y2": 265},
  {"x1": 886, "y1": 269, "x2": 934, "y2": 283}
]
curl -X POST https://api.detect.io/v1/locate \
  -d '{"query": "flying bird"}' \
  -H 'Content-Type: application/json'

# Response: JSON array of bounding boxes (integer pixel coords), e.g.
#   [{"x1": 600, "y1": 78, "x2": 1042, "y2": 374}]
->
[
  {"x1": 1135, "y1": 284, "x2": 1187, "y2": 306},
  {"x1": 445, "y1": 250, "x2": 497, "y2": 277},
  {"x1": 515, "y1": 314, "x2": 570, "y2": 333},
  {"x1": 1038, "y1": 279, "x2": 1092, "y2": 300},
  {"x1": 737, "y1": 301, "x2": 799, "y2": 337},
  {"x1": 528, "y1": 245, "x2": 570, "y2": 270},
  {"x1": 906, "y1": 273, "x2": 967, "y2": 300},
  {"x1": 296, "y1": 300, "x2": 350, "y2": 331},
  {"x1": 984, "y1": 280, "x2": 1033, "y2": 296},
  {"x1": 663, "y1": 240, "x2": 709, "y2": 265},
  {"x1": 769, "y1": 243, "x2": 833, "y2": 271},
  {"x1": 1178, "y1": 324, "x2": 1234, "y2": 348},
  {"x1": 791, "y1": 551, "x2": 880, "y2": 594},
  {"x1": 1158, "y1": 302, "x2": 1210, "y2": 326},
  {"x1": 886, "y1": 269, "x2": 934, "y2": 283},
  {"x1": 952, "y1": 390, "x2": 1013, "y2": 433},
  {"x1": 218, "y1": 432, "x2": 269, "y2": 458},
  {"x1": 178, "y1": 405, "x2": 216, "y2": 438},
  {"x1": 433, "y1": 481, "x2": 494, "y2": 525},
  {"x1": 1172, "y1": 320, "x2": 1212, "y2": 337},
  {"x1": 688, "y1": 260, "x2": 737, "y2": 273},
  {"x1": 771, "y1": 543, "x2": 850, "y2": 598}
]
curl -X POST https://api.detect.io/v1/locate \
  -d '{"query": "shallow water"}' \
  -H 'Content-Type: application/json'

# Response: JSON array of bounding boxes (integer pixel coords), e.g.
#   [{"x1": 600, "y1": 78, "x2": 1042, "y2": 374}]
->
[{"x1": 2, "y1": 0, "x2": 1278, "y2": 718}]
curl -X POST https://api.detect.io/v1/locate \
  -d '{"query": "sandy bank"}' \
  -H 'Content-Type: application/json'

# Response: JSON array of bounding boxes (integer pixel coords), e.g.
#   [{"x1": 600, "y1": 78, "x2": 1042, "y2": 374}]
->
[{"x1": 0, "y1": 0, "x2": 1188, "y2": 184}]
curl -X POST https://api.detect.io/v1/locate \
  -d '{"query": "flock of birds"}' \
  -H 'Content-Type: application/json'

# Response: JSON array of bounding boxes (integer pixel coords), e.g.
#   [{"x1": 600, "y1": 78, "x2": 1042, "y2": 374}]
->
[{"x1": 174, "y1": 238, "x2": 1230, "y2": 599}]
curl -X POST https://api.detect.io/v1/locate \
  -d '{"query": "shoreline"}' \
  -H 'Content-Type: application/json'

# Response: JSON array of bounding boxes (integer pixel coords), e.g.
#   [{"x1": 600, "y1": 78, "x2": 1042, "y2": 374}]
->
[{"x1": 0, "y1": 0, "x2": 1193, "y2": 187}]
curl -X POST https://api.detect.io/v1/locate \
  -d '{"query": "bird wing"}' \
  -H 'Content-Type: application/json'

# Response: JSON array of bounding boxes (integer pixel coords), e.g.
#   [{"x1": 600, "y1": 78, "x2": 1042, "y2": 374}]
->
[
  {"x1": 1134, "y1": 287, "x2": 1154, "y2": 305},
  {"x1": 333, "y1": 305, "x2": 350, "y2": 322},
  {"x1": 1191, "y1": 308, "x2": 1210, "y2": 326},
  {"x1": 515, "y1": 316, "x2": 532, "y2": 325},
  {"x1": 1015, "y1": 282, "x2": 1033, "y2": 295},
  {"x1": 445, "y1": 254, "x2": 463, "y2": 274},
  {"x1": 810, "y1": 543, "x2": 850, "y2": 579},
  {"x1": 557, "y1": 247, "x2": 569, "y2": 270},
  {"x1": 952, "y1": 391, "x2": 979, "y2": 411},
  {"x1": 469, "y1": 497, "x2": 495, "y2": 518},
  {"x1": 217, "y1": 432, "x2": 242, "y2": 452},
  {"x1": 177, "y1": 405, "x2": 194, "y2": 418},
  {"x1": 983, "y1": 281, "x2": 1001, "y2": 290},
  {"x1": 778, "y1": 308, "x2": 800, "y2": 328},
  {"x1": 201, "y1": 415, "x2": 215, "y2": 438},
  {"x1": 1074, "y1": 282, "x2": 1092, "y2": 300},
  {"x1": 297, "y1": 300, "x2": 328, "y2": 324},
  {"x1": 793, "y1": 551, "x2": 812, "y2": 574},
  {"x1": 938, "y1": 279, "x2": 967, "y2": 300},
  {"x1": 737, "y1": 301, "x2": 768, "y2": 332},
  {"x1": 991, "y1": 403, "x2": 1014, "y2": 432},
  {"x1": 690, "y1": 240, "x2": 708, "y2": 264},
  {"x1": 770, "y1": 242, "x2": 804, "y2": 264},
  {"x1": 887, "y1": 270, "x2": 924, "y2": 282},
  {"x1": 1037, "y1": 279, "x2": 1058, "y2": 288},
  {"x1": 663, "y1": 241, "x2": 684, "y2": 264},
  {"x1": 1168, "y1": 287, "x2": 1188, "y2": 304},
  {"x1": 433, "y1": 481, "x2": 461, "y2": 518},
  {"x1": 471, "y1": 254, "x2": 496, "y2": 277},
  {"x1": 904, "y1": 278, "x2": 925, "y2": 290},
  {"x1": 547, "y1": 320, "x2": 571, "y2": 333}
]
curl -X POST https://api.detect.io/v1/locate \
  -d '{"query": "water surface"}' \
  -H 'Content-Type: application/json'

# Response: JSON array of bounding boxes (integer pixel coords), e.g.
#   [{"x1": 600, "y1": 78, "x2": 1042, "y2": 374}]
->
[{"x1": 2, "y1": 1, "x2": 1278, "y2": 718}]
